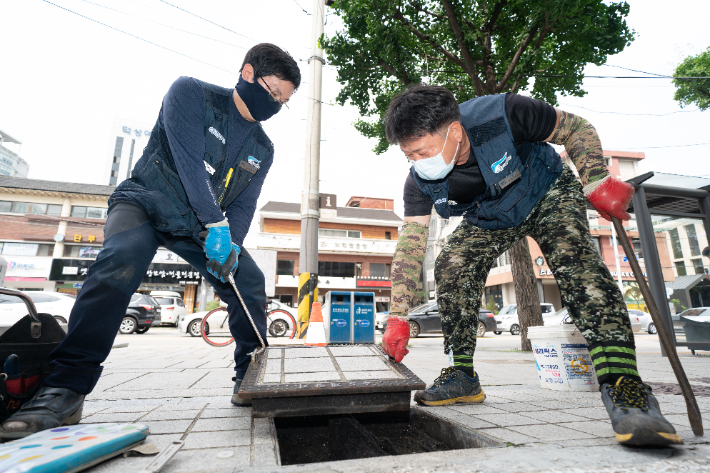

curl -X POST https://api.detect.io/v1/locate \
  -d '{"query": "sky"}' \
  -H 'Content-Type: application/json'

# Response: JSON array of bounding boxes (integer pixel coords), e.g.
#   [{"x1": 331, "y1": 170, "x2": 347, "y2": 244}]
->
[{"x1": 1, "y1": 0, "x2": 709, "y2": 248}]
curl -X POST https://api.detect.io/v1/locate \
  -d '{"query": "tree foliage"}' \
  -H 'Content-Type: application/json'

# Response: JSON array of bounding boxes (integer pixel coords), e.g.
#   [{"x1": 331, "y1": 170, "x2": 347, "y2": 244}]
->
[
  {"x1": 322, "y1": 0, "x2": 635, "y2": 153},
  {"x1": 673, "y1": 47, "x2": 710, "y2": 111}
]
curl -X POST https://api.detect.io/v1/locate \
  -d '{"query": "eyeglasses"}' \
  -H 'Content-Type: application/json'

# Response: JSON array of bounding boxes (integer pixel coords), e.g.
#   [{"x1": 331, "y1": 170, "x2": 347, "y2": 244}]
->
[{"x1": 259, "y1": 77, "x2": 289, "y2": 108}]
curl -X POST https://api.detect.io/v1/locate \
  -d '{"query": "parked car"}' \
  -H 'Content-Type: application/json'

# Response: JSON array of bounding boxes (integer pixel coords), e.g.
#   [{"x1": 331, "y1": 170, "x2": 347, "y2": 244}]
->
[
  {"x1": 266, "y1": 299, "x2": 297, "y2": 337},
  {"x1": 544, "y1": 308, "x2": 642, "y2": 332},
  {"x1": 493, "y1": 303, "x2": 555, "y2": 335},
  {"x1": 628, "y1": 309, "x2": 656, "y2": 334},
  {"x1": 151, "y1": 291, "x2": 188, "y2": 326},
  {"x1": 673, "y1": 308, "x2": 710, "y2": 348},
  {"x1": 120, "y1": 293, "x2": 161, "y2": 334},
  {"x1": 178, "y1": 310, "x2": 209, "y2": 337},
  {"x1": 0, "y1": 290, "x2": 75, "y2": 326},
  {"x1": 375, "y1": 311, "x2": 389, "y2": 332},
  {"x1": 381, "y1": 303, "x2": 495, "y2": 338}
]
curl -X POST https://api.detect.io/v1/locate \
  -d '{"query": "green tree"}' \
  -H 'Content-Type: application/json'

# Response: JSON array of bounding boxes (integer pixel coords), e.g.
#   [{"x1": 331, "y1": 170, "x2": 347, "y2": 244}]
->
[
  {"x1": 322, "y1": 0, "x2": 635, "y2": 351},
  {"x1": 673, "y1": 47, "x2": 710, "y2": 111},
  {"x1": 322, "y1": 0, "x2": 635, "y2": 153}
]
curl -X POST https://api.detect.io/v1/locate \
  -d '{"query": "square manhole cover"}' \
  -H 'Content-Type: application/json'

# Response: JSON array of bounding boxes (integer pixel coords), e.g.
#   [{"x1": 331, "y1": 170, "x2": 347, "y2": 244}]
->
[{"x1": 239, "y1": 345, "x2": 425, "y2": 418}]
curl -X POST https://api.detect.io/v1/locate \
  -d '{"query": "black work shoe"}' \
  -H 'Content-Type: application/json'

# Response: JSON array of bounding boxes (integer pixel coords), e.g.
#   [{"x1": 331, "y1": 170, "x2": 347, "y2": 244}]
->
[
  {"x1": 0, "y1": 387, "x2": 84, "y2": 440},
  {"x1": 231, "y1": 377, "x2": 251, "y2": 407},
  {"x1": 601, "y1": 376, "x2": 682, "y2": 447},
  {"x1": 414, "y1": 367, "x2": 486, "y2": 406}
]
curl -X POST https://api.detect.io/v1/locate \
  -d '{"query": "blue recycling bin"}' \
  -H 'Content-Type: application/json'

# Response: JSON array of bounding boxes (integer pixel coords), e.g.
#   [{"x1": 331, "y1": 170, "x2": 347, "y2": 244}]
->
[
  {"x1": 353, "y1": 293, "x2": 375, "y2": 343},
  {"x1": 322, "y1": 291, "x2": 376, "y2": 344},
  {"x1": 323, "y1": 291, "x2": 351, "y2": 343}
]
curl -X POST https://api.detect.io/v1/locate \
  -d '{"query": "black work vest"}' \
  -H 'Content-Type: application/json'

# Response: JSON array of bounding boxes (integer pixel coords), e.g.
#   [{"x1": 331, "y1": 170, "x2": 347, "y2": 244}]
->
[
  {"x1": 412, "y1": 93, "x2": 563, "y2": 230},
  {"x1": 113, "y1": 79, "x2": 273, "y2": 243}
]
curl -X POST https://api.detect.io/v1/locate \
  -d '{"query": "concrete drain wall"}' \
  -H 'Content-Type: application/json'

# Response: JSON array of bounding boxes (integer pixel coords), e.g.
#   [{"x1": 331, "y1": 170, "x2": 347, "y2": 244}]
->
[{"x1": 273, "y1": 407, "x2": 503, "y2": 465}]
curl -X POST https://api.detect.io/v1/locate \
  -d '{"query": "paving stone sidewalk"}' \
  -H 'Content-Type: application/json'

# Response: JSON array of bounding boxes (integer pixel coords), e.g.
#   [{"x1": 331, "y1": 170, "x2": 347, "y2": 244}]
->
[{"x1": 72, "y1": 332, "x2": 710, "y2": 472}]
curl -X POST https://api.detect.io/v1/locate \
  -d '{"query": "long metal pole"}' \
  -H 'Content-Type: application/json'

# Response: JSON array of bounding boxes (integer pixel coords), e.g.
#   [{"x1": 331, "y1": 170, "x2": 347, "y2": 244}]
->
[
  {"x1": 612, "y1": 217, "x2": 703, "y2": 437},
  {"x1": 296, "y1": 0, "x2": 326, "y2": 338},
  {"x1": 610, "y1": 223, "x2": 624, "y2": 293}
]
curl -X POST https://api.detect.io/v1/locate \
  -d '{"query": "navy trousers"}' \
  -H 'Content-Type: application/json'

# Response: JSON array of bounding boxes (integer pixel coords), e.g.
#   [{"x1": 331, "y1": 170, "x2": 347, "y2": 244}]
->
[{"x1": 43, "y1": 202, "x2": 268, "y2": 394}]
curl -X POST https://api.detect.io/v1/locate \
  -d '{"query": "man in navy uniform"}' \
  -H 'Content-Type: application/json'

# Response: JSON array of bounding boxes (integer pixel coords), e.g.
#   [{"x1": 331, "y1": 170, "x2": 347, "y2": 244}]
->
[{"x1": 0, "y1": 43, "x2": 300, "y2": 438}]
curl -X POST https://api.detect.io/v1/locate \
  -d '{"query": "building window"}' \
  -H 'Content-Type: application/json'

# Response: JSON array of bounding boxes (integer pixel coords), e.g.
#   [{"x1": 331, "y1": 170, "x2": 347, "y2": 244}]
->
[
  {"x1": 685, "y1": 224, "x2": 701, "y2": 256},
  {"x1": 669, "y1": 228, "x2": 684, "y2": 259},
  {"x1": 675, "y1": 261, "x2": 687, "y2": 277},
  {"x1": 592, "y1": 236, "x2": 602, "y2": 256},
  {"x1": 71, "y1": 206, "x2": 108, "y2": 219},
  {"x1": 318, "y1": 229, "x2": 361, "y2": 239},
  {"x1": 692, "y1": 258, "x2": 705, "y2": 275},
  {"x1": 277, "y1": 260, "x2": 295, "y2": 276},
  {"x1": 37, "y1": 244, "x2": 53, "y2": 256},
  {"x1": 63, "y1": 245, "x2": 100, "y2": 258},
  {"x1": 632, "y1": 238, "x2": 643, "y2": 260},
  {"x1": 318, "y1": 261, "x2": 355, "y2": 278},
  {"x1": 0, "y1": 201, "x2": 62, "y2": 216},
  {"x1": 370, "y1": 263, "x2": 391, "y2": 278},
  {"x1": 385, "y1": 232, "x2": 391, "y2": 240}
]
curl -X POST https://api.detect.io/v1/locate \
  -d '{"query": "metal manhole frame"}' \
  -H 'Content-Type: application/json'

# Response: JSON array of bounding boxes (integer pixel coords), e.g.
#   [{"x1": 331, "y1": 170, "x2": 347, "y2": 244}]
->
[{"x1": 239, "y1": 345, "x2": 425, "y2": 399}]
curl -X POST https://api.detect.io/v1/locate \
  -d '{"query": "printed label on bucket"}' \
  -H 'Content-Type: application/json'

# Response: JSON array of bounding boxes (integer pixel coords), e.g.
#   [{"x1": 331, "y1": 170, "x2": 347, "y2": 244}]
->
[
  {"x1": 562, "y1": 343, "x2": 597, "y2": 386},
  {"x1": 532, "y1": 343, "x2": 563, "y2": 384}
]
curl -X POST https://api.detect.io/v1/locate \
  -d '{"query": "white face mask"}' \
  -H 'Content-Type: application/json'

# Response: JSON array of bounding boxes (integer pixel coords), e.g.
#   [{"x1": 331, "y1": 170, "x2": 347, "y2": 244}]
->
[{"x1": 410, "y1": 127, "x2": 459, "y2": 181}]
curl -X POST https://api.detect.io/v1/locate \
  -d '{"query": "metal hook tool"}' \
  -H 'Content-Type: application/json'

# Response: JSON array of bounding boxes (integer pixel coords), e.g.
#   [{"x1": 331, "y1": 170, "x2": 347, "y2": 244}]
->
[{"x1": 227, "y1": 273, "x2": 266, "y2": 362}]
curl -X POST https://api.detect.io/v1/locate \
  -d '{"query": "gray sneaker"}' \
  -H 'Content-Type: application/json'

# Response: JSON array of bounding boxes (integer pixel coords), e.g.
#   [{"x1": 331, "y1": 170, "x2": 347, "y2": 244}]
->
[
  {"x1": 231, "y1": 377, "x2": 251, "y2": 407},
  {"x1": 414, "y1": 367, "x2": 486, "y2": 406},
  {"x1": 601, "y1": 376, "x2": 682, "y2": 447}
]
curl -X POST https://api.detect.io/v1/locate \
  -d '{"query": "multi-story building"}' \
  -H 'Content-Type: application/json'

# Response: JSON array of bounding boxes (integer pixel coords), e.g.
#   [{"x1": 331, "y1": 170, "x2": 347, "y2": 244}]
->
[
  {"x1": 0, "y1": 129, "x2": 29, "y2": 178},
  {"x1": 423, "y1": 150, "x2": 676, "y2": 311},
  {"x1": 0, "y1": 176, "x2": 204, "y2": 310},
  {"x1": 104, "y1": 118, "x2": 153, "y2": 186},
  {"x1": 256, "y1": 195, "x2": 402, "y2": 310}
]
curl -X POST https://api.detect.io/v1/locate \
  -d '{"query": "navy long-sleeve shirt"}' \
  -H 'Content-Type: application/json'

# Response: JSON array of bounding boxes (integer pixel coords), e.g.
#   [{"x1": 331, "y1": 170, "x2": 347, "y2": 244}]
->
[{"x1": 162, "y1": 77, "x2": 272, "y2": 245}]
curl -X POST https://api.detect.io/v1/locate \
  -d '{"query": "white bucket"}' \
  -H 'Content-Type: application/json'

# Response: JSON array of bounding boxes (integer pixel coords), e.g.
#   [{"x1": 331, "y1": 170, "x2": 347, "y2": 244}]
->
[{"x1": 528, "y1": 325, "x2": 599, "y2": 391}]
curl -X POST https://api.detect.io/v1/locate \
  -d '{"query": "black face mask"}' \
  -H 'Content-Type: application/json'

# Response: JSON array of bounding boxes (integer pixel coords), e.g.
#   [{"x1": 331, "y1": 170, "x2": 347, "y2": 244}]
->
[{"x1": 235, "y1": 75, "x2": 282, "y2": 122}]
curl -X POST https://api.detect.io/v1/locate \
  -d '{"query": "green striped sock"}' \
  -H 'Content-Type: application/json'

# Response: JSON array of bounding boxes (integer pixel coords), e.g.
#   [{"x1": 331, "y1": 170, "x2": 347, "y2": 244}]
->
[
  {"x1": 452, "y1": 351, "x2": 474, "y2": 377},
  {"x1": 588, "y1": 342, "x2": 641, "y2": 385}
]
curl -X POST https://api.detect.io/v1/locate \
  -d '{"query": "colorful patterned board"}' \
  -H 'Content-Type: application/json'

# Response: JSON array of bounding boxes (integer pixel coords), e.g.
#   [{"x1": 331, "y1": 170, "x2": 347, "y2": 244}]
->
[{"x1": 0, "y1": 423, "x2": 149, "y2": 473}]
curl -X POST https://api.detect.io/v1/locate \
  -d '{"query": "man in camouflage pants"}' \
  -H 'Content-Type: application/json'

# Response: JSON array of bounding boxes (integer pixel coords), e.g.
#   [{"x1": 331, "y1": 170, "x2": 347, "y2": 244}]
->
[{"x1": 380, "y1": 85, "x2": 681, "y2": 447}]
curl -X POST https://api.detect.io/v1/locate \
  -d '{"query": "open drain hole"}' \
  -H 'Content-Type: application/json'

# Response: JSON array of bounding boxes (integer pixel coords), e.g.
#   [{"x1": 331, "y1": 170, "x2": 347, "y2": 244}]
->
[{"x1": 274, "y1": 407, "x2": 502, "y2": 465}]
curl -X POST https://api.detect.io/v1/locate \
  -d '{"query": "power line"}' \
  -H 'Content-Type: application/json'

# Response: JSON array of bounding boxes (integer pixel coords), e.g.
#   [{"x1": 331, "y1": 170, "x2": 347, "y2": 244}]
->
[
  {"x1": 79, "y1": 0, "x2": 250, "y2": 50},
  {"x1": 558, "y1": 103, "x2": 703, "y2": 117},
  {"x1": 157, "y1": 0, "x2": 260, "y2": 43},
  {"x1": 602, "y1": 64, "x2": 670, "y2": 78},
  {"x1": 428, "y1": 70, "x2": 710, "y2": 80},
  {"x1": 289, "y1": 0, "x2": 311, "y2": 15},
  {"x1": 42, "y1": 0, "x2": 237, "y2": 74}
]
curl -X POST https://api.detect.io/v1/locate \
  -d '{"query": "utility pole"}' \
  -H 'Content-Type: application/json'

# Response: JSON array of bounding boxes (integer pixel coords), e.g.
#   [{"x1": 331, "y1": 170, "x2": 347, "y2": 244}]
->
[{"x1": 296, "y1": 0, "x2": 328, "y2": 338}]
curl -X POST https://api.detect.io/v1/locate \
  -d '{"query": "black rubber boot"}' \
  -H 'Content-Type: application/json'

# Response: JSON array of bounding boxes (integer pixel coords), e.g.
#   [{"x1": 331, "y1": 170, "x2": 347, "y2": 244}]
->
[
  {"x1": 231, "y1": 377, "x2": 251, "y2": 407},
  {"x1": 601, "y1": 376, "x2": 682, "y2": 447},
  {"x1": 414, "y1": 367, "x2": 486, "y2": 406},
  {"x1": 0, "y1": 387, "x2": 85, "y2": 440}
]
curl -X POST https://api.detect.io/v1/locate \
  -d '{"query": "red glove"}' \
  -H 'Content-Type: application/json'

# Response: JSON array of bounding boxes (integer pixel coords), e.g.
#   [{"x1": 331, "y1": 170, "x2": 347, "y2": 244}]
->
[
  {"x1": 382, "y1": 316, "x2": 410, "y2": 363},
  {"x1": 585, "y1": 176, "x2": 634, "y2": 221}
]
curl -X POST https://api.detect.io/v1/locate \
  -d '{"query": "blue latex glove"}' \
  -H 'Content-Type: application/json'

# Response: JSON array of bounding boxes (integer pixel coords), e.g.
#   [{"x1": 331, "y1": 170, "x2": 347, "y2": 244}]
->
[
  {"x1": 207, "y1": 243, "x2": 241, "y2": 283},
  {"x1": 204, "y1": 226, "x2": 232, "y2": 264}
]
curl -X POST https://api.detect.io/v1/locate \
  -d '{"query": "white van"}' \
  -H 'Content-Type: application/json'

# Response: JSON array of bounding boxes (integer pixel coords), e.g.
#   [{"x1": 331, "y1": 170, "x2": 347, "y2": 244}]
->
[
  {"x1": 494, "y1": 303, "x2": 556, "y2": 335},
  {"x1": 150, "y1": 291, "x2": 188, "y2": 326}
]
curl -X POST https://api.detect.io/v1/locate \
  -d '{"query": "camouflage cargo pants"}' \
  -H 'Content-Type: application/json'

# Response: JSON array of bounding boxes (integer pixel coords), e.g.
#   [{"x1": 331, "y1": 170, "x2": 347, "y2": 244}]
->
[{"x1": 435, "y1": 165, "x2": 634, "y2": 356}]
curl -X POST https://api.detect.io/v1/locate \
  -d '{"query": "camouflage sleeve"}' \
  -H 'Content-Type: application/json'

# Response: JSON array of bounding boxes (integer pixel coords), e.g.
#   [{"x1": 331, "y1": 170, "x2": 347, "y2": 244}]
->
[
  {"x1": 389, "y1": 222, "x2": 429, "y2": 319},
  {"x1": 547, "y1": 111, "x2": 608, "y2": 188}
]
